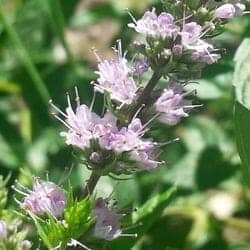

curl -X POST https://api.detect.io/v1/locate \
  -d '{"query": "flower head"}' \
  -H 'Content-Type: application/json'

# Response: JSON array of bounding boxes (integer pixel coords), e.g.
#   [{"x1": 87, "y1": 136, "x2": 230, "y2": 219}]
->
[
  {"x1": 95, "y1": 41, "x2": 138, "y2": 105},
  {"x1": 215, "y1": 3, "x2": 246, "y2": 19},
  {"x1": 155, "y1": 83, "x2": 193, "y2": 125},
  {"x1": 215, "y1": 3, "x2": 236, "y2": 19},
  {"x1": 180, "y1": 22, "x2": 220, "y2": 64},
  {"x1": 22, "y1": 240, "x2": 32, "y2": 250},
  {"x1": 18, "y1": 179, "x2": 67, "y2": 218},
  {"x1": 128, "y1": 9, "x2": 179, "y2": 39},
  {"x1": 93, "y1": 198, "x2": 123, "y2": 240},
  {"x1": 0, "y1": 220, "x2": 7, "y2": 240}
]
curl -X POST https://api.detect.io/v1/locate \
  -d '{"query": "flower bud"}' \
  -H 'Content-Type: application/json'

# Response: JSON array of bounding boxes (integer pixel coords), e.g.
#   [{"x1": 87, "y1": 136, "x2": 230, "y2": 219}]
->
[
  {"x1": 133, "y1": 60, "x2": 149, "y2": 76},
  {"x1": 0, "y1": 220, "x2": 7, "y2": 240},
  {"x1": 22, "y1": 240, "x2": 32, "y2": 250},
  {"x1": 172, "y1": 45, "x2": 183, "y2": 57},
  {"x1": 90, "y1": 152, "x2": 102, "y2": 163}
]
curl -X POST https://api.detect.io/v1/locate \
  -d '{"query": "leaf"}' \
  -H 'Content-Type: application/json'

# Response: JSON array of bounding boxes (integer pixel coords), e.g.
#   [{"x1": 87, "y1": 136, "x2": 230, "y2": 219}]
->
[
  {"x1": 234, "y1": 102, "x2": 250, "y2": 186},
  {"x1": 233, "y1": 38, "x2": 250, "y2": 186},
  {"x1": 29, "y1": 196, "x2": 94, "y2": 249},
  {"x1": 233, "y1": 38, "x2": 250, "y2": 109},
  {"x1": 109, "y1": 187, "x2": 176, "y2": 250}
]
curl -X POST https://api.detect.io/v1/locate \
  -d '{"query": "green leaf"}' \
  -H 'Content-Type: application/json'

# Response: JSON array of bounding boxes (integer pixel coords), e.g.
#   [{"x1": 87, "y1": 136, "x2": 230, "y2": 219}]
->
[
  {"x1": 233, "y1": 38, "x2": 250, "y2": 109},
  {"x1": 29, "y1": 196, "x2": 94, "y2": 249},
  {"x1": 109, "y1": 187, "x2": 176, "y2": 250},
  {"x1": 234, "y1": 102, "x2": 250, "y2": 186},
  {"x1": 233, "y1": 38, "x2": 250, "y2": 186}
]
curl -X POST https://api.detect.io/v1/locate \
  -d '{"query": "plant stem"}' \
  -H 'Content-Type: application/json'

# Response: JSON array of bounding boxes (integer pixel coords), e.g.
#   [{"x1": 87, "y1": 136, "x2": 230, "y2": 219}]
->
[
  {"x1": 83, "y1": 172, "x2": 101, "y2": 198},
  {"x1": 0, "y1": 3, "x2": 50, "y2": 105},
  {"x1": 44, "y1": 0, "x2": 75, "y2": 67},
  {"x1": 131, "y1": 69, "x2": 162, "y2": 118}
]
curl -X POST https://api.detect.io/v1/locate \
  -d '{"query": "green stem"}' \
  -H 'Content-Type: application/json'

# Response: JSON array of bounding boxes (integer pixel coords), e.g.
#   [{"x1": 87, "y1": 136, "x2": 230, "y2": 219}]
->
[
  {"x1": 130, "y1": 69, "x2": 162, "y2": 119},
  {"x1": 0, "y1": 2, "x2": 50, "y2": 105},
  {"x1": 44, "y1": 0, "x2": 75, "y2": 67},
  {"x1": 83, "y1": 172, "x2": 101, "y2": 198}
]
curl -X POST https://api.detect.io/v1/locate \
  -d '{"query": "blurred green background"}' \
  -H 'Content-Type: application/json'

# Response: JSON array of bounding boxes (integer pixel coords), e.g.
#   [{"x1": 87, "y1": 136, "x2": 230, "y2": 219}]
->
[{"x1": 0, "y1": 0, "x2": 250, "y2": 249}]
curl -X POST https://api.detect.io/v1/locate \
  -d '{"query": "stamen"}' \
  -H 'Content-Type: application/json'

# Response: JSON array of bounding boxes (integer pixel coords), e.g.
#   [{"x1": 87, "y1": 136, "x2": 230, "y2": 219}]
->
[
  {"x1": 14, "y1": 180, "x2": 32, "y2": 193},
  {"x1": 184, "y1": 104, "x2": 203, "y2": 109},
  {"x1": 132, "y1": 104, "x2": 145, "y2": 121},
  {"x1": 90, "y1": 90, "x2": 97, "y2": 111},
  {"x1": 126, "y1": 8, "x2": 137, "y2": 23},
  {"x1": 121, "y1": 233, "x2": 138, "y2": 238},
  {"x1": 142, "y1": 113, "x2": 160, "y2": 130},
  {"x1": 49, "y1": 100, "x2": 68, "y2": 118},
  {"x1": 13, "y1": 196, "x2": 22, "y2": 205},
  {"x1": 66, "y1": 92, "x2": 72, "y2": 109},
  {"x1": 75, "y1": 86, "x2": 80, "y2": 107},
  {"x1": 11, "y1": 185, "x2": 29, "y2": 196},
  {"x1": 51, "y1": 113, "x2": 72, "y2": 130},
  {"x1": 92, "y1": 47, "x2": 102, "y2": 62},
  {"x1": 67, "y1": 239, "x2": 91, "y2": 250},
  {"x1": 182, "y1": 89, "x2": 197, "y2": 97},
  {"x1": 117, "y1": 39, "x2": 122, "y2": 58},
  {"x1": 155, "y1": 138, "x2": 180, "y2": 146}
]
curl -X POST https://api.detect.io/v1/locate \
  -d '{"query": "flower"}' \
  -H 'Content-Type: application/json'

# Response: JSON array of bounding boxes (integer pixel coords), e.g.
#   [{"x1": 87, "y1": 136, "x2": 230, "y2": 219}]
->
[
  {"x1": 22, "y1": 240, "x2": 32, "y2": 250},
  {"x1": 19, "y1": 179, "x2": 67, "y2": 217},
  {"x1": 215, "y1": 3, "x2": 245, "y2": 19},
  {"x1": 93, "y1": 198, "x2": 123, "y2": 240},
  {"x1": 51, "y1": 91, "x2": 160, "y2": 173},
  {"x1": 128, "y1": 9, "x2": 179, "y2": 39},
  {"x1": 0, "y1": 220, "x2": 7, "y2": 240},
  {"x1": 215, "y1": 4, "x2": 236, "y2": 19},
  {"x1": 180, "y1": 22, "x2": 220, "y2": 64},
  {"x1": 181, "y1": 22, "x2": 212, "y2": 52},
  {"x1": 132, "y1": 59, "x2": 149, "y2": 76},
  {"x1": 95, "y1": 42, "x2": 138, "y2": 105},
  {"x1": 191, "y1": 51, "x2": 221, "y2": 64},
  {"x1": 155, "y1": 83, "x2": 193, "y2": 125}
]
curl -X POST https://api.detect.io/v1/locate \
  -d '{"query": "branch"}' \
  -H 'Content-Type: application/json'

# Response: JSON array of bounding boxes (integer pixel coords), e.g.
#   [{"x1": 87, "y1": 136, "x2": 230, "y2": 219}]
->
[{"x1": 82, "y1": 172, "x2": 101, "y2": 198}]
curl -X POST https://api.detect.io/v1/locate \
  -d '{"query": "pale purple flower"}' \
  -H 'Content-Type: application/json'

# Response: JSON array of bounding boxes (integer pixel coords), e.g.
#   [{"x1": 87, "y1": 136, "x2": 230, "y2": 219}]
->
[
  {"x1": 133, "y1": 59, "x2": 149, "y2": 76},
  {"x1": 0, "y1": 220, "x2": 7, "y2": 240},
  {"x1": 180, "y1": 22, "x2": 220, "y2": 64},
  {"x1": 51, "y1": 93, "x2": 119, "y2": 151},
  {"x1": 20, "y1": 180, "x2": 67, "y2": 217},
  {"x1": 60, "y1": 104, "x2": 101, "y2": 149},
  {"x1": 95, "y1": 42, "x2": 138, "y2": 105},
  {"x1": 172, "y1": 44, "x2": 183, "y2": 56},
  {"x1": 191, "y1": 51, "x2": 221, "y2": 64},
  {"x1": 128, "y1": 9, "x2": 179, "y2": 39},
  {"x1": 155, "y1": 83, "x2": 192, "y2": 125},
  {"x1": 181, "y1": 22, "x2": 213, "y2": 52},
  {"x1": 109, "y1": 118, "x2": 160, "y2": 171},
  {"x1": 22, "y1": 240, "x2": 32, "y2": 250},
  {"x1": 234, "y1": 3, "x2": 246, "y2": 17},
  {"x1": 51, "y1": 92, "x2": 160, "y2": 172},
  {"x1": 215, "y1": 4, "x2": 236, "y2": 19},
  {"x1": 93, "y1": 198, "x2": 123, "y2": 240}
]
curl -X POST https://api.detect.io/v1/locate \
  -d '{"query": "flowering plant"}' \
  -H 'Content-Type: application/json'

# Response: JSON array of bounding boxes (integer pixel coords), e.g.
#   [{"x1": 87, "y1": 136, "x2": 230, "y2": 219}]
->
[{"x1": 0, "y1": 0, "x2": 249, "y2": 249}]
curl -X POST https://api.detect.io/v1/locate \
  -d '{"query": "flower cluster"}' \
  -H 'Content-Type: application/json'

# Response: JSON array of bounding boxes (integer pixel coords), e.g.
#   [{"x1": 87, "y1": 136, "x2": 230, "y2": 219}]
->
[
  {"x1": 155, "y1": 83, "x2": 193, "y2": 126},
  {"x1": 93, "y1": 198, "x2": 123, "y2": 240},
  {"x1": 15, "y1": 0, "x2": 247, "y2": 248},
  {"x1": 0, "y1": 219, "x2": 32, "y2": 249},
  {"x1": 51, "y1": 93, "x2": 160, "y2": 174},
  {"x1": 94, "y1": 42, "x2": 138, "y2": 106},
  {"x1": 128, "y1": 8, "x2": 179, "y2": 39},
  {"x1": 14, "y1": 179, "x2": 67, "y2": 218}
]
